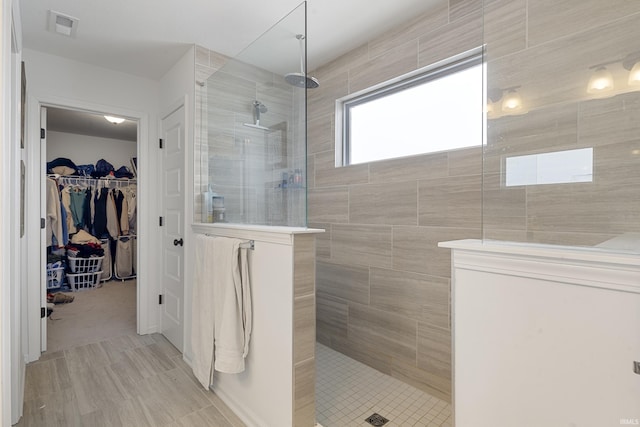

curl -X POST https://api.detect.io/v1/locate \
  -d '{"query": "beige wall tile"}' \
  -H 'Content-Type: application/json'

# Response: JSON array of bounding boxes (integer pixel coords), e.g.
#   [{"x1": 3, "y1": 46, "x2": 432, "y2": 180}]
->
[
  {"x1": 483, "y1": 0, "x2": 527, "y2": 60},
  {"x1": 369, "y1": 152, "x2": 448, "y2": 183},
  {"x1": 393, "y1": 226, "x2": 480, "y2": 278},
  {"x1": 308, "y1": 187, "x2": 349, "y2": 224},
  {"x1": 348, "y1": 303, "x2": 417, "y2": 366},
  {"x1": 294, "y1": 235, "x2": 316, "y2": 298},
  {"x1": 418, "y1": 9, "x2": 482, "y2": 69},
  {"x1": 349, "y1": 181, "x2": 418, "y2": 226},
  {"x1": 370, "y1": 267, "x2": 449, "y2": 329},
  {"x1": 316, "y1": 294, "x2": 349, "y2": 345},
  {"x1": 311, "y1": 44, "x2": 369, "y2": 83},
  {"x1": 418, "y1": 175, "x2": 481, "y2": 229},
  {"x1": 450, "y1": 0, "x2": 482, "y2": 21},
  {"x1": 293, "y1": 295, "x2": 315, "y2": 364},
  {"x1": 316, "y1": 260, "x2": 370, "y2": 305},
  {"x1": 332, "y1": 224, "x2": 393, "y2": 269},
  {"x1": 309, "y1": 222, "x2": 331, "y2": 259},
  {"x1": 328, "y1": 335, "x2": 393, "y2": 375},
  {"x1": 527, "y1": 0, "x2": 640, "y2": 48},
  {"x1": 307, "y1": 112, "x2": 334, "y2": 155},
  {"x1": 391, "y1": 358, "x2": 451, "y2": 402},
  {"x1": 307, "y1": 71, "x2": 349, "y2": 119},
  {"x1": 447, "y1": 147, "x2": 482, "y2": 177},
  {"x1": 368, "y1": 1, "x2": 449, "y2": 59},
  {"x1": 314, "y1": 151, "x2": 369, "y2": 188},
  {"x1": 579, "y1": 92, "x2": 640, "y2": 148},
  {"x1": 293, "y1": 358, "x2": 315, "y2": 427},
  {"x1": 417, "y1": 323, "x2": 451, "y2": 379},
  {"x1": 349, "y1": 41, "x2": 419, "y2": 94},
  {"x1": 482, "y1": 173, "x2": 527, "y2": 231}
]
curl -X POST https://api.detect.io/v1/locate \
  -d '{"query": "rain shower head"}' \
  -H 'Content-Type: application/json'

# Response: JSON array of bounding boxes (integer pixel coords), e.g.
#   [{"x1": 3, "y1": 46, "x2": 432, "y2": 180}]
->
[
  {"x1": 284, "y1": 72, "x2": 320, "y2": 89},
  {"x1": 285, "y1": 34, "x2": 320, "y2": 89}
]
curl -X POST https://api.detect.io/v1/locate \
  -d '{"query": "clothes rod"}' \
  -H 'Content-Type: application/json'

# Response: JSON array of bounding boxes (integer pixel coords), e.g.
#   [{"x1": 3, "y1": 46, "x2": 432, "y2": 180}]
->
[{"x1": 204, "y1": 234, "x2": 254, "y2": 250}]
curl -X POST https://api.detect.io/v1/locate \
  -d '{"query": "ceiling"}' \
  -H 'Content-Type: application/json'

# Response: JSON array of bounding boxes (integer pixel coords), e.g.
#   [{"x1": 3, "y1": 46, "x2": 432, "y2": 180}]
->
[
  {"x1": 46, "y1": 107, "x2": 137, "y2": 142},
  {"x1": 20, "y1": 0, "x2": 440, "y2": 139}
]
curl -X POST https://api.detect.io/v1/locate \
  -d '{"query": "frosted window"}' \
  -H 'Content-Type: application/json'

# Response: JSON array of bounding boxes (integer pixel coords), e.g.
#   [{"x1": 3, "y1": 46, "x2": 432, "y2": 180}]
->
[{"x1": 505, "y1": 148, "x2": 593, "y2": 187}]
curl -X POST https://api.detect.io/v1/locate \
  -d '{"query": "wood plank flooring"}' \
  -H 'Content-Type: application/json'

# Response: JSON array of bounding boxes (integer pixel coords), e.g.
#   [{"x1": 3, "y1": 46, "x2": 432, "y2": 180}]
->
[{"x1": 17, "y1": 333, "x2": 246, "y2": 427}]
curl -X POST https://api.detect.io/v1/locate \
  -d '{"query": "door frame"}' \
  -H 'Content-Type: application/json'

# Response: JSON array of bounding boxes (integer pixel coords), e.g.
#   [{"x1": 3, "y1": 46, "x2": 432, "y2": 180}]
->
[{"x1": 25, "y1": 94, "x2": 152, "y2": 361}]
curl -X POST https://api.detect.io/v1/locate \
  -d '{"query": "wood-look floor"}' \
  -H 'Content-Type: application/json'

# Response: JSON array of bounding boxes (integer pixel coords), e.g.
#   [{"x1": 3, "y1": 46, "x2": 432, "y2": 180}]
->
[{"x1": 16, "y1": 333, "x2": 247, "y2": 427}]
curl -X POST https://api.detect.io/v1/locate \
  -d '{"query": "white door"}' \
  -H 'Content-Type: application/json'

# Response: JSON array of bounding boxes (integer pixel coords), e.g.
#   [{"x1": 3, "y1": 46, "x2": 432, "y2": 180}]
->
[
  {"x1": 160, "y1": 105, "x2": 185, "y2": 351},
  {"x1": 40, "y1": 106, "x2": 47, "y2": 351}
]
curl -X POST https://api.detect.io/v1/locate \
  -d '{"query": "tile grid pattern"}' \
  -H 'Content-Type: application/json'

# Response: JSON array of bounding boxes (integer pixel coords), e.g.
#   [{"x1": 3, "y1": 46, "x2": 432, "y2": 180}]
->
[{"x1": 316, "y1": 343, "x2": 451, "y2": 427}]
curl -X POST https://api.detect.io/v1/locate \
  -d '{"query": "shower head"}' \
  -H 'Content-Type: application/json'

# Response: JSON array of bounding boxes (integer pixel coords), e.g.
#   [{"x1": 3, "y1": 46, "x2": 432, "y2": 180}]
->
[
  {"x1": 285, "y1": 34, "x2": 320, "y2": 89},
  {"x1": 284, "y1": 72, "x2": 320, "y2": 89},
  {"x1": 243, "y1": 100, "x2": 270, "y2": 130}
]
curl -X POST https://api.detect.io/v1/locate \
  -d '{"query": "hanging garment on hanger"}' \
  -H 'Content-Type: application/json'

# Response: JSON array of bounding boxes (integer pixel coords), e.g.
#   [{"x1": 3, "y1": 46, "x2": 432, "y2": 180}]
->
[
  {"x1": 82, "y1": 187, "x2": 93, "y2": 234},
  {"x1": 60, "y1": 186, "x2": 77, "y2": 234},
  {"x1": 106, "y1": 188, "x2": 120, "y2": 238},
  {"x1": 120, "y1": 192, "x2": 129, "y2": 235},
  {"x1": 46, "y1": 178, "x2": 64, "y2": 248},
  {"x1": 69, "y1": 187, "x2": 86, "y2": 229},
  {"x1": 113, "y1": 189, "x2": 125, "y2": 234},
  {"x1": 94, "y1": 187, "x2": 109, "y2": 239},
  {"x1": 125, "y1": 187, "x2": 137, "y2": 234}
]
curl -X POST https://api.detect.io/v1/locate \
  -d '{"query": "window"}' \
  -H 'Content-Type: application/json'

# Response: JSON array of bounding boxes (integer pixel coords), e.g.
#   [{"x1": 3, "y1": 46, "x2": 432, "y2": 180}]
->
[
  {"x1": 504, "y1": 148, "x2": 594, "y2": 187},
  {"x1": 338, "y1": 51, "x2": 483, "y2": 166}
]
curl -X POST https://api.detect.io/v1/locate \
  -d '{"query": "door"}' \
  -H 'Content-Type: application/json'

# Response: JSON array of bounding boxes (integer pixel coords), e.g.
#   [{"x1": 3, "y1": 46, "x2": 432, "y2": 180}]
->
[
  {"x1": 40, "y1": 107, "x2": 47, "y2": 351},
  {"x1": 160, "y1": 105, "x2": 185, "y2": 351}
]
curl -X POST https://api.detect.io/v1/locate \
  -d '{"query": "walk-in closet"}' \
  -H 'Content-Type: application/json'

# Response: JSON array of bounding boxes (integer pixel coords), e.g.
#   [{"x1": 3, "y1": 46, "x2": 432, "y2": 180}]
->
[{"x1": 44, "y1": 106, "x2": 139, "y2": 352}]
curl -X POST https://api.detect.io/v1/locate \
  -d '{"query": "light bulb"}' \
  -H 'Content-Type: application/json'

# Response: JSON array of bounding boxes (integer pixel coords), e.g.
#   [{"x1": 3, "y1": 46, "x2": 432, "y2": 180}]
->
[
  {"x1": 587, "y1": 67, "x2": 614, "y2": 94},
  {"x1": 104, "y1": 115, "x2": 125, "y2": 124},
  {"x1": 501, "y1": 90, "x2": 522, "y2": 113},
  {"x1": 628, "y1": 62, "x2": 640, "y2": 86}
]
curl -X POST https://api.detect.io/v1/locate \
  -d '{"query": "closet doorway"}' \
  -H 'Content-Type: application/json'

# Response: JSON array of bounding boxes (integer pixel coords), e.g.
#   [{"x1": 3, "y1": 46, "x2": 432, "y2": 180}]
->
[{"x1": 43, "y1": 106, "x2": 139, "y2": 353}]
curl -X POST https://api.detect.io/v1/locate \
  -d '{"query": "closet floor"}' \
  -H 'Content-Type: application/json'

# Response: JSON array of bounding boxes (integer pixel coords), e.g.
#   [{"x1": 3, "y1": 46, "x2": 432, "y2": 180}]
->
[
  {"x1": 46, "y1": 280, "x2": 137, "y2": 353},
  {"x1": 18, "y1": 281, "x2": 247, "y2": 427}
]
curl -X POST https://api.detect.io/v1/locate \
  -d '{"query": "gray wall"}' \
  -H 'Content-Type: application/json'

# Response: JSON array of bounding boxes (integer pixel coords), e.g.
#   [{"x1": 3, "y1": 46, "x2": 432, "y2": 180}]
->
[
  {"x1": 308, "y1": 0, "x2": 640, "y2": 402},
  {"x1": 307, "y1": 0, "x2": 483, "y2": 401}
]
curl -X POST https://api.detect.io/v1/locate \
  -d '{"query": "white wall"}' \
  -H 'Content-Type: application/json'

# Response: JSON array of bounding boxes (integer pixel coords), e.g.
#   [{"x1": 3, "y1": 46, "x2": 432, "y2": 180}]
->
[
  {"x1": 159, "y1": 46, "x2": 195, "y2": 357},
  {"x1": 22, "y1": 48, "x2": 161, "y2": 362},
  {"x1": 46, "y1": 130, "x2": 136, "y2": 172},
  {"x1": 444, "y1": 240, "x2": 640, "y2": 427}
]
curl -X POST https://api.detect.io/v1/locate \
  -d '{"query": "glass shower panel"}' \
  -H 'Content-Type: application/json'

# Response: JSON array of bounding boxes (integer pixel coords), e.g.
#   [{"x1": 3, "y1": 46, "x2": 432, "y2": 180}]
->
[
  {"x1": 197, "y1": 2, "x2": 307, "y2": 227},
  {"x1": 482, "y1": 1, "x2": 640, "y2": 252}
]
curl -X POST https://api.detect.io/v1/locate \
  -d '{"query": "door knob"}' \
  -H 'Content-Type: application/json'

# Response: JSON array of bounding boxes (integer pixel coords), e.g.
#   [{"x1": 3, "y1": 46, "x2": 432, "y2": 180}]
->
[{"x1": 173, "y1": 238, "x2": 184, "y2": 247}]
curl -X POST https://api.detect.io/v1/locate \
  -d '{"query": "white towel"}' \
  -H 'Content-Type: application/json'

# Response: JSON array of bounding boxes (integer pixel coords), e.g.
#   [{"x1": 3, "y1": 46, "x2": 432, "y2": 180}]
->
[
  {"x1": 191, "y1": 235, "x2": 252, "y2": 389},
  {"x1": 213, "y1": 236, "x2": 252, "y2": 373}
]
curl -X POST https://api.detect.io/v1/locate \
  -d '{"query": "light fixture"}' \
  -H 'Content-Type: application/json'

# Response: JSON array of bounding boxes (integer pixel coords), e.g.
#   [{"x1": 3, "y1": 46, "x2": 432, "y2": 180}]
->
[
  {"x1": 104, "y1": 115, "x2": 125, "y2": 124},
  {"x1": 48, "y1": 10, "x2": 79, "y2": 38},
  {"x1": 622, "y1": 52, "x2": 640, "y2": 86},
  {"x1": 501, "y1": 86, "x2": 523, "y2": 114},
  {"x1": 586, "y1": 66, "x2": 614, "y2": 94}
]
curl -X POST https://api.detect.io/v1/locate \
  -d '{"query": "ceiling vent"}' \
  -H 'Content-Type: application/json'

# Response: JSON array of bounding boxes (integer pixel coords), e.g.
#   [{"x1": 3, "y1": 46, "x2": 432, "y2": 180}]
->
[{"x1": 48, "y1": 10, "x2": 79, "y2": 38}]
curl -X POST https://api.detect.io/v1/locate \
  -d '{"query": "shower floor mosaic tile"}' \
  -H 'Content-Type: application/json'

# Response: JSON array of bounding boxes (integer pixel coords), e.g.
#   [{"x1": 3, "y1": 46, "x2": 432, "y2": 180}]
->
[{"x1": 316, "y1": 343, "x2": 452, "y2": 427}]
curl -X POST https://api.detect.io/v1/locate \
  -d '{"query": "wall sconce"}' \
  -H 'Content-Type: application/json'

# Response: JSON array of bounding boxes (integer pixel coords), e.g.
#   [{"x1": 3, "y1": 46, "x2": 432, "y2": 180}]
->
[
  {"x1": 486, "y1": 87, "x2": 526, "y2": 117},
  {"x1": 586, "y1": 66, "x2": 614, "y2": 94},
  {"x1": 104, "y1": 115, "x2": 125, "y2": 124},
  {"x1": 622, "y1": 52, "x2": 640, "y2": 86}
]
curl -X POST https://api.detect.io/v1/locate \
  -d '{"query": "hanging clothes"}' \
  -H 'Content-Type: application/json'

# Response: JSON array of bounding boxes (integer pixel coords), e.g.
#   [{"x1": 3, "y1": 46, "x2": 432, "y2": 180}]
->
[
  {"x1": 125, "y1": 186, "x2": 137, "y2": 233},
  {"x1": 94, "y1": 187, "x2": 109, "y2": 239},
  {"x1": 46, "y1": 178, "x2": 64, "y2": 248},
  {"x1": 106, "y1": 189, "x2": 120, "y2": 238},
  {"x1": 82, "y1": 187, "x2": 93, "y2": 234},
  {"x1": 60, "y1": 187, "x2": 77, "y2": 235},
  {"x1": 69, "y1": 188, "x2": 86, "y2": 229}
]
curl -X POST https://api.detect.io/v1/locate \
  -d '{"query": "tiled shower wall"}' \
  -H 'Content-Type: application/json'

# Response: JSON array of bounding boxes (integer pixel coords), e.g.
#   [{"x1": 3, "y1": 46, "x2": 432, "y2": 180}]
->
[{"x1": 308, "y1": 0, "x2": 640, "y2": 402}]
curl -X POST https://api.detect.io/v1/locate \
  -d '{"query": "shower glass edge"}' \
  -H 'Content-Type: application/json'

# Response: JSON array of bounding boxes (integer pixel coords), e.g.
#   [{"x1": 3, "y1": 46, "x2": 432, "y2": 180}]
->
[{"x1": 196, "y1": 2, "x2": 309, "y2": 227}]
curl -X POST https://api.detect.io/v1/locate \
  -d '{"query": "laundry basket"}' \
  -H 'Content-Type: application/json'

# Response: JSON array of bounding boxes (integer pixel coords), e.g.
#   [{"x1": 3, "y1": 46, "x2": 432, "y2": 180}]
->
[
  {"x1": 67, "y1": 256, "x2": 104, "y2": 273},
  {"x1": 66, "y1": 271, "x2": 103, "y2": 291},
  {"x1": 46, "y1": 267, "x2": 65, "y2": 289}
]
